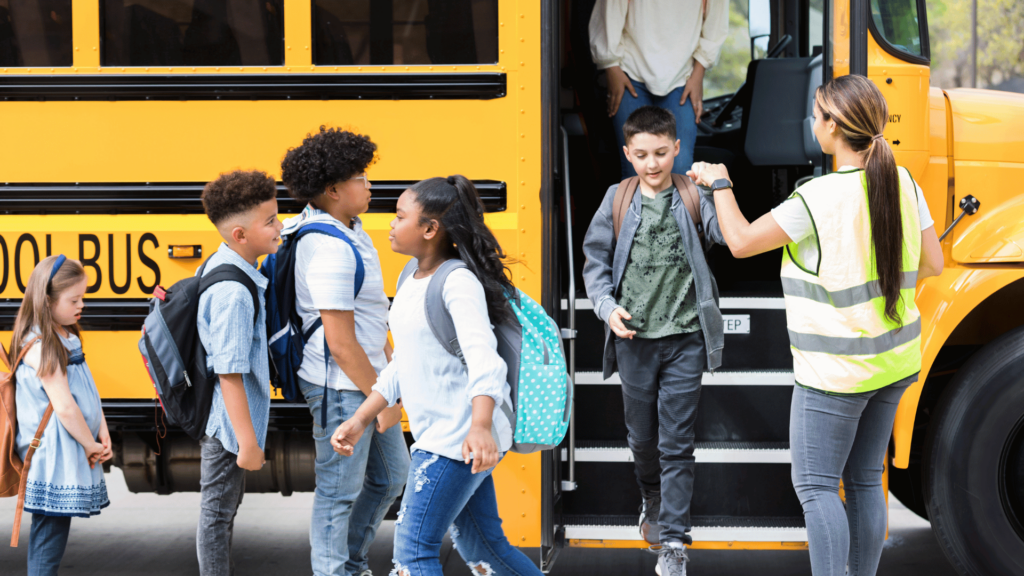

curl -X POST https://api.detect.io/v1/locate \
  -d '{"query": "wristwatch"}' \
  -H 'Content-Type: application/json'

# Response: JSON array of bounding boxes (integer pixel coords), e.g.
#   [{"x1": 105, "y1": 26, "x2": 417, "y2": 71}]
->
[{"x1": 710, "y1": 178, "x2": 733, "y2": 193}]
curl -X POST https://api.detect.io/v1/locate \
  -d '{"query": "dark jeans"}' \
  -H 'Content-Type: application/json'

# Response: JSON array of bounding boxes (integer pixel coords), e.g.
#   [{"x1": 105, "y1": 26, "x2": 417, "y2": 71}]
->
[
  {"x1": 790, "y1": 378, "x2": 913, "y2": 576},
  {"x1": 27, "y1": 514, "x2": 72, "y2": 576},
  {"x1": 196, "y1": 435, "x2": 247, "y2": 576},
  {"x1": 615, "y1": 331, "x2": 706, "y2": 545}
]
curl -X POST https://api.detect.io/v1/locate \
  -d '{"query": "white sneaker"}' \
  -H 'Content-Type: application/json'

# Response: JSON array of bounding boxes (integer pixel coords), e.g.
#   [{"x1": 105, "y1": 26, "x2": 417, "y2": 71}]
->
[{"x1": 359, "y1": 571, "x2": 373, "y2": 576}]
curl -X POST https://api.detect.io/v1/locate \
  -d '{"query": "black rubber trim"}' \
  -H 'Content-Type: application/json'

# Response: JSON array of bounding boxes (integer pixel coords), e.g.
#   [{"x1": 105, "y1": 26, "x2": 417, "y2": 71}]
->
[
  {"x1": 866, "y1": 0, "x2": 931, "y2": 66},
  {"x1": 0, "y1": 299, "x2": 149, "y2": 331},
  {"x1": 0, "y1": 73, "x2": 507, "y2": 101},
  {"x1": 103, "y1": 399, "x2": 315, "y2": 432},
  {"x1": 0, "y1": 181, "x2": 507, "y2": 215}
]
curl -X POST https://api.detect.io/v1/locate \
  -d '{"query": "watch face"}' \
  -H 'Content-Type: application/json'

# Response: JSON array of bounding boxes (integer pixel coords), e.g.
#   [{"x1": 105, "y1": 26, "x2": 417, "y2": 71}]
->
[{"x1": 713, "y1": 179, "x2": 732, "y2": 190}]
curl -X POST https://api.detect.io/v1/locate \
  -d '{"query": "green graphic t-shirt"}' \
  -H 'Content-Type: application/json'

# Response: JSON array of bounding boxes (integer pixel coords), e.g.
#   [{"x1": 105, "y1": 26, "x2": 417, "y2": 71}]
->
[{"x1": 618, "y1": 187, "x2": 700, "y2": 339}]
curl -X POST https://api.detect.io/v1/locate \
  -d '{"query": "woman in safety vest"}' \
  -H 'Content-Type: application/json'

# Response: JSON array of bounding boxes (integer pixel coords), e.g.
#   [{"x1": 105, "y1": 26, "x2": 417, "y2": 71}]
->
[{"x1": 688, "y1": 74, "x2": 944, "y2": 576}]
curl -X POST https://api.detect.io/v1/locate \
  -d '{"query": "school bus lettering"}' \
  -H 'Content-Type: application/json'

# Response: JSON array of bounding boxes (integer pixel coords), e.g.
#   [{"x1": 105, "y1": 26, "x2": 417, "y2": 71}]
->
[
  {"x1": 78, "y1": 234, "x2": 102, "y2": 293},
  {"x1": 138, "y1": 233, "x2": 161, "y2": 293},
  {"x1": 0, "y1": 231, "x2": 165, "y2": 298},
  {"x1": 15, "y1": 233, "x2": 40, "y2": 293},
  {"x1": 889, "y1": 113, "x2": 901, "y2": 123}
]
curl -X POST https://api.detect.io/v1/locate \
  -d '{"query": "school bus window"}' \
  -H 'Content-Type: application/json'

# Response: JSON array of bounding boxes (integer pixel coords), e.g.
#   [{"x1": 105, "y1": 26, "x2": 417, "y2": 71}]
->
[
  {"x1": 869, "y1": 0, "x2": 924, "y2": 57},
  {"x1": 101, "y1": 0, "x2": 284, "y2": 67},
  {"x1": 0, "y1": 0, "x2": 72, "y2": 67},
  {"x1": 313, "y1": 0, "x2": 498, "y2": 66},
  {"x1": 808, "y1": 0, "x2": 824, "y2": 56}
]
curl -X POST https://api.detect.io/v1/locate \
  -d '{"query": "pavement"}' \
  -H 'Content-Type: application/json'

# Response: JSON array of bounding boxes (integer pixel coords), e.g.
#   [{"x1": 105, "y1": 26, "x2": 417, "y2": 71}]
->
[{"x1": 0, "y1": 468, "x2": 961, "y2": 575}]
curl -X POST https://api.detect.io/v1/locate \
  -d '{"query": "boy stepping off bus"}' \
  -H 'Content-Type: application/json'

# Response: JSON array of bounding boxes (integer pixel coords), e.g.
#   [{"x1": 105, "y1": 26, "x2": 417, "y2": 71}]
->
[
  {"x1": 582, "y1": 106, "x2": 729, "y2": 576},
  {"x1": 195, "y1": 171, "x2": 282, "y2": 576},
  {"x1": 279, "y1": 127, "x2": 409, "y2": 576}
]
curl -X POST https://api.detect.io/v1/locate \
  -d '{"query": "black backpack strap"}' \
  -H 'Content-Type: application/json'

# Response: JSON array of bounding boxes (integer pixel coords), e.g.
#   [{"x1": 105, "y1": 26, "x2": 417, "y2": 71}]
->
[{"x1": 198, "y1": 264, "x2": 260, "y2": 325}]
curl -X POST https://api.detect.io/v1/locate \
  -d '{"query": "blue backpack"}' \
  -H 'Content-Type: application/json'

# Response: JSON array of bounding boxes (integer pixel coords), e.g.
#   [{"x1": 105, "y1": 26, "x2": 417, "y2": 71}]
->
[
  {"x1": 261, "y1": 222, "x2": 363, "y2": 426},
  {"x1": 397, "y1": 259, "x2": 572, "y2": 453}
]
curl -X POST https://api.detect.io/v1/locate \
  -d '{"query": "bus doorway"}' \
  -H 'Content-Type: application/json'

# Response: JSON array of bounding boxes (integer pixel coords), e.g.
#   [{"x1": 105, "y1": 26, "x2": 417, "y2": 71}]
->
[{"x1": 551, "y1": 0, "x2": 827, "y2": 552}]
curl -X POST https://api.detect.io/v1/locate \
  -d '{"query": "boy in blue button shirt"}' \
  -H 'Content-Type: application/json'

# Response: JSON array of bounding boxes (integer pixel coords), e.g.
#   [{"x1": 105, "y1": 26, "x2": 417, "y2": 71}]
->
[{"x1": 196, "y1": 170, "x2": 283, "y2": 576}]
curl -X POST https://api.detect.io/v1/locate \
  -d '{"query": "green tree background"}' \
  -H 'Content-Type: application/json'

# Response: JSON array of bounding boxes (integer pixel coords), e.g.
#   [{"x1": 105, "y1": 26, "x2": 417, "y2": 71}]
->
[
  {"x1": 928, "y1": 0, "x2": 1024, "y2": 89},
  {"x1": 701, "y1": 0, "x2": 1023, "y2": 94}
]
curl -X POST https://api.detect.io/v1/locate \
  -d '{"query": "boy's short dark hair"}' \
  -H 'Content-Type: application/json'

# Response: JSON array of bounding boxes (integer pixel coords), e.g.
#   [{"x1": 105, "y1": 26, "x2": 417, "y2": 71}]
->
[
  {"x1": 280, "y1": 126, "x2": 378, "y2": 203},
  {"x1": 623, "y1": 105, "x2": 677, "y2": 145},
  {"x1": 201, "y1": 170, "x2": 277, "y2": 226}
]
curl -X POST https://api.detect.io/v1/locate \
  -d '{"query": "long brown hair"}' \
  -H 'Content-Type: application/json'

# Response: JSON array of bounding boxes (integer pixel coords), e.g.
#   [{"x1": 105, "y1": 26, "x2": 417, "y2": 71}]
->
[
  {"x1": 8, "y1": 256, "x2": 87, "y2": 380},
  {"x1": 816, "y1": 75, "x2": 905, "y2": 325}
]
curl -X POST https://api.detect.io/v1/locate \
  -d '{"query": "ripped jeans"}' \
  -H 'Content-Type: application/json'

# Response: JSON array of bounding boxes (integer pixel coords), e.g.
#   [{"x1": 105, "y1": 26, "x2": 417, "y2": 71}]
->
[{"x1": 391, "y1": 450, "x2": 542, "y2": 576}]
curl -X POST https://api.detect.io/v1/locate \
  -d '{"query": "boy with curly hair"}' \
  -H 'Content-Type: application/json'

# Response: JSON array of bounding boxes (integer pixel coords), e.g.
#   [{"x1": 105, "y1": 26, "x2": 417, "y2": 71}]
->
[
  {"x1": 196, "y1": 170, "x2": 283, "y2": 575},
  {"x1": 280, "y1": 126, "x2": 409, "y2": 576}
]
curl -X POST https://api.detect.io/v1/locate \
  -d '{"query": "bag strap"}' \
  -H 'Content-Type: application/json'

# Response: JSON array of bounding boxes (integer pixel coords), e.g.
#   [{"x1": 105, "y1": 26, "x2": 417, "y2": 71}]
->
[
  {"x1": 671, "y1": 173, "x2": 705, "y2": 238},
  {"x1": 424, "y1": 259, "x2": 469, "y2": 364},
  {"x1": 199, "y1": 265, "x2": 261, "y2": 325},
  {"x1": 295, "y1": 223, "x2": 365, "y2": 298},
  {"x1": 611, "y1": 176, "x2": 640, "y2": 241},
  {"x1": 11, "y1": 403, "x2": 52, "y2": 547}
]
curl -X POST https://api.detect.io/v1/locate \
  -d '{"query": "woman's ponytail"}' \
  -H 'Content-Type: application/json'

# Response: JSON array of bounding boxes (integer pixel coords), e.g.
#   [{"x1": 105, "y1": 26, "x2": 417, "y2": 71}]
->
[
  {"x1": 411, "y1": 175, "x2": 516, "y2": 325},
  {"x1": 816, "y1": 75, "x2": 905, "y2": 326}
]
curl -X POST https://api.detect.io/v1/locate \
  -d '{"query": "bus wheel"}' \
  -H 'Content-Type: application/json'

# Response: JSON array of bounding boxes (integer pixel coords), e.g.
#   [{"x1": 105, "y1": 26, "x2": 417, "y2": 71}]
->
[{"x1": 924, "y1": 325, "x2": 1024, "y2": 576}]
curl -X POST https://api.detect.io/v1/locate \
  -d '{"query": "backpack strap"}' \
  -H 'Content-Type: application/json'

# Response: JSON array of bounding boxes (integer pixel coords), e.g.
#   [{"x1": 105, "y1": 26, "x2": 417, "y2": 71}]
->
[
  {"x1": 611, "y1": 176, "x2": 641, "y2": 241},
  {"x1": 294, "y1": 223, "x2": 364, "y2": 298},
  {"x1": 671, "y1": 173, "x2": 705, "y2": 239},
  {"x1": 424, "y1": 259, "x2": 469, "y2": 364},
  {"x1": 396, "y1": 258, "x2": 418, "y2": 293},
  {"x1": 291, "y1": 222, "x2": 367, "y2": 431},
  {"x1": 198, "y1": 265, "x2": 260, "y2": 325},
  {"x1": 9, "y1": 335, "x2": 50, "y2": 547}
]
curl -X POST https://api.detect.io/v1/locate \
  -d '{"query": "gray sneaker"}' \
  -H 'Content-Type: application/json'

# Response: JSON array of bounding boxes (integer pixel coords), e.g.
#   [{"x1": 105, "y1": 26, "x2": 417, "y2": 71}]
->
[
  {"x1": 639, "y1": 491, "x2": 662, "y2": 545},
  {"x1": 652, "y1": 544, "x2": 688, "y2": 576}
]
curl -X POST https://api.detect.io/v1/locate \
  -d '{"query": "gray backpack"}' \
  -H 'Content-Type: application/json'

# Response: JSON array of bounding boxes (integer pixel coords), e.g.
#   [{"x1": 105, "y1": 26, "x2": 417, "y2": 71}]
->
[{"x1": 397, "y1": 259, "x2": 572, "y2": 454}]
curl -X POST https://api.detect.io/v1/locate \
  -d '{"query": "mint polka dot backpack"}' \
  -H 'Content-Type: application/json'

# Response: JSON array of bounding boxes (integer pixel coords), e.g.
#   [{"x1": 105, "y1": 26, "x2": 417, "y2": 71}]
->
[{"x1": 398, "y1": 259, "x2": 573, "y2": 453}]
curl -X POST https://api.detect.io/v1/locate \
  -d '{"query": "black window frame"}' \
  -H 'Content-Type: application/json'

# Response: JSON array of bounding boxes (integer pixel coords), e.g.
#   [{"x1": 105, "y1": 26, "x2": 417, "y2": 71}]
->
[{"x1": 867, "y1": 0, "x2": 930, "y2": 66}]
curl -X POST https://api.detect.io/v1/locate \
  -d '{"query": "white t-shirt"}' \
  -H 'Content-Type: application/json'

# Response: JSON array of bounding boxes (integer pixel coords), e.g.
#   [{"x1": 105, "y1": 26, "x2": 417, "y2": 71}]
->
[
  {"x1": 286, "y1": 209, "x2": 390, "y2": 391},
  {"x1": 372, "y1": 267, "x2": 512, "y2": 462},
  {"x1": 771, "y1": 167, "x2": 935, "y2": 265}
]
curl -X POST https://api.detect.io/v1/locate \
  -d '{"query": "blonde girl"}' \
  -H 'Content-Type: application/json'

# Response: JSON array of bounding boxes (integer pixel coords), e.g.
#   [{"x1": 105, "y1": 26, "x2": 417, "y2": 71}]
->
[{"x1": 10, "y1": 255, "x2": 111, "y2": 576}]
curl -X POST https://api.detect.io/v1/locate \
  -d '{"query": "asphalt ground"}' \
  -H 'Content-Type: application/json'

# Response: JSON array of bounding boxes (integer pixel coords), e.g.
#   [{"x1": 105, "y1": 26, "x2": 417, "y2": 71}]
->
[{"x1": 0, "y1": 468, "x2": 960, "y2": 575}]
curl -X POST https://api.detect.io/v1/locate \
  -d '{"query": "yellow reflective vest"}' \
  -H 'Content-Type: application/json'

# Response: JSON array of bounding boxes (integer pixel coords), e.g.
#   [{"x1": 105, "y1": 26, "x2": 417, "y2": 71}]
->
[{"x1": 780, "y1": 168, "x2": 922, "y2": 394}]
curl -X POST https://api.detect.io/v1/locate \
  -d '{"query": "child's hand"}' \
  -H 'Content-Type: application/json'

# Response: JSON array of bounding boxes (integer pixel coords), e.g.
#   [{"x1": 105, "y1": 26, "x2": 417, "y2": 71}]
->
[
  {"x1": 608, "y1": 307, "x2": 637, "y2": 339},
  {"x1": 85, "y1": 442, "x2": 105, "y2": 469},
  {"x1": 376, "y1": 402, "x2": 403, "y2": 433},
  {"x1": 462, "y1": 426, "x2": 499, "y2": 474},
  {"x1": 97, "y1": 427, "x2": 113, "y2": 463},
  {"x1": 332, "y1": 419, "x2": 366, "y2": 456},
  {"x1": 236, "y1": 443, "x2": 266, "y2": 471}
]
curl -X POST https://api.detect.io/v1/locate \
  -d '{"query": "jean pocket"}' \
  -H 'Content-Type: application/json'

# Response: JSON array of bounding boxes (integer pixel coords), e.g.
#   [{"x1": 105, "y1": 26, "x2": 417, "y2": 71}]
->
[{"x1": 304, "y1": 392, "x2": 327, "y2": 439}]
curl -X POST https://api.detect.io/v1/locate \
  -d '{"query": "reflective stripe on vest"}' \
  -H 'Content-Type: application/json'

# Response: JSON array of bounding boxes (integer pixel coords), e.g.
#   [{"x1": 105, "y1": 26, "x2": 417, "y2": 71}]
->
[{"x1": 780, "y1": 168, "x2": 923, "y2": 394}]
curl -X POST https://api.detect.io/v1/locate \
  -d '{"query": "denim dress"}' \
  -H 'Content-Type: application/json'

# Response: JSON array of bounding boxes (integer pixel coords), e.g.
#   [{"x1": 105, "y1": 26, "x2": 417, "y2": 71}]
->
[{"x1": 15, "y1": 330, "x2": 109, "y2": 517}]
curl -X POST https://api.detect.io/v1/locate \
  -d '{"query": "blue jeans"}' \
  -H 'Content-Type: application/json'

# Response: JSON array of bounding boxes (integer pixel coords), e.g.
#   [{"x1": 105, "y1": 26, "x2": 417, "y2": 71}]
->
[
  {"x1": 301, "y1": 378, "x2": 411, "y2": 576},
  {"x1": 790, "y1": 378, "x2": 913, "y2": 576},
  {"x1": 391, "y1": 450, "x2": 542, "y2": 576},
  {"x1": 28, "y1": 514, "x2": 71, "y2": 576},
  {"x1": 612, "y1": 80, "x2": 698, "y2": 179}
]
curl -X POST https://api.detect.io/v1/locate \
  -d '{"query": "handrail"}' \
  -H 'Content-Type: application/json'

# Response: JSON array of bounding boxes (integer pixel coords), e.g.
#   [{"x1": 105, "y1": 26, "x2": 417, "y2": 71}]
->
[{"x1": 560, "y1": 126, "x2": 578, "y2": 492}]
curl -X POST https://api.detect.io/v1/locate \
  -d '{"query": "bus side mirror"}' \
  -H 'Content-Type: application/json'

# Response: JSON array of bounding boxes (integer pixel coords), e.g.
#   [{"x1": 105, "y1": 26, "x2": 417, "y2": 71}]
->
[{"x1": 749, "y1": 0, "x2": 771, "y2": 60}]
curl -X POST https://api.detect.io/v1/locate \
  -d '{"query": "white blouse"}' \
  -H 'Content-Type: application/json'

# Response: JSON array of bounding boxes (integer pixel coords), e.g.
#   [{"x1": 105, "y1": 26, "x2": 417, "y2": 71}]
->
[{"x1": 372, "y1": 267, "x2": 513, "y2": 461}]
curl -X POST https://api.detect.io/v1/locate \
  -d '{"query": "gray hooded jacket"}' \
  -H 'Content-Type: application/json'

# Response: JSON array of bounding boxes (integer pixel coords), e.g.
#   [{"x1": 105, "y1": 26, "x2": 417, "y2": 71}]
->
[{"x1": 582, "y1": 183, "x2": 728, "y2": 379}]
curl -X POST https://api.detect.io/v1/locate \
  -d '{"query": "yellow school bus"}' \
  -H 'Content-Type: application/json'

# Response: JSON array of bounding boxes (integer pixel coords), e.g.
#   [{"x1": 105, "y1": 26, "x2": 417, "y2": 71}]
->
[{"x1": 1, "y1": 0, "x2": 1023, "y2": 573}]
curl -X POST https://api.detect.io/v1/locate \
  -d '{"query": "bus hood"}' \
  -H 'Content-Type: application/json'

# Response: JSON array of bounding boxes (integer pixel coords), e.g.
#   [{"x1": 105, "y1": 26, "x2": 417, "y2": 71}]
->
[{"x1": 946, "y1": 89, "x2": 1024, "y2": 263}]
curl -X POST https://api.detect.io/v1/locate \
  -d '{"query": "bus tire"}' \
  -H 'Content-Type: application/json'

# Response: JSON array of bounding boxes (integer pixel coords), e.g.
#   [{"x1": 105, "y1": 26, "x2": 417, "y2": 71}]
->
[{"x1": 924, "y1": 325, "x2": 1024, "y2": 576}]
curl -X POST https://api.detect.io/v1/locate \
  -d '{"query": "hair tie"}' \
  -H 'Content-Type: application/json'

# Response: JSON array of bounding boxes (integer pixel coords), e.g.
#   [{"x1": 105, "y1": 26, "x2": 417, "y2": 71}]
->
[
  {"x1": 446, "y1": 176, "x2": 457, "y2": 186},
  {"x1": 872, "y1": 134, "x2": 885, "y2": 142},
  {"x1": 49, "y1": 254, "x2": 66, "y2": 281}
]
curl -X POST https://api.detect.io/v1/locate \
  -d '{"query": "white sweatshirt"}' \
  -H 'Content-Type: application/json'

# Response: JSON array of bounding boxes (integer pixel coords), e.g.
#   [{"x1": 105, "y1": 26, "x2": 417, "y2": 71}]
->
[
  {"x1": 589, "y1": 0, "x2": 729, "y2": 96},
  {"x1": 372, "y1": 267, "x2": 513, "y2": 461}
]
